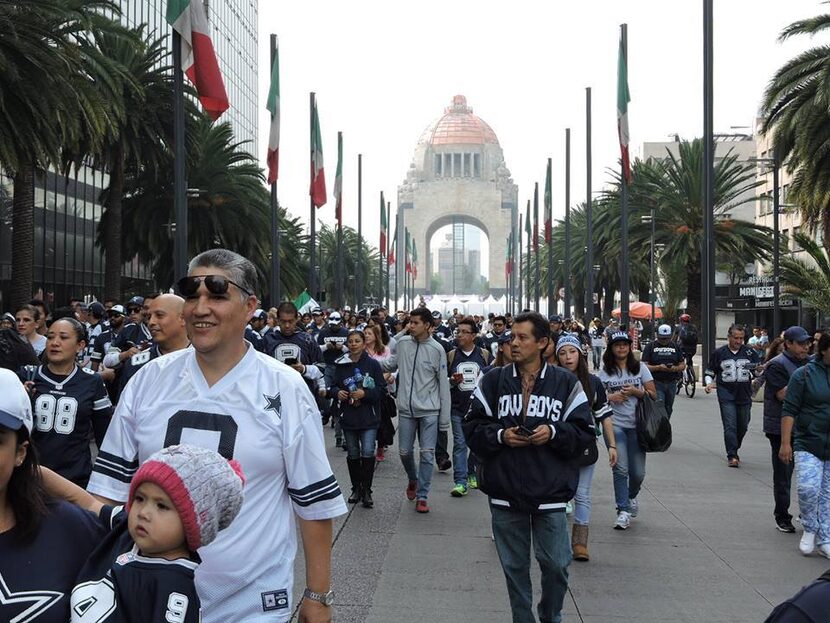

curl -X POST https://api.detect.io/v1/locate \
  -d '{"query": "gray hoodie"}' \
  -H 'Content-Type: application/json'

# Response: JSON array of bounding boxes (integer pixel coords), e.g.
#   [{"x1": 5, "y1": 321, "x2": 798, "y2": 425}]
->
[{"x1": 384, "y1": 334, "x2": 451, "y2": 430}]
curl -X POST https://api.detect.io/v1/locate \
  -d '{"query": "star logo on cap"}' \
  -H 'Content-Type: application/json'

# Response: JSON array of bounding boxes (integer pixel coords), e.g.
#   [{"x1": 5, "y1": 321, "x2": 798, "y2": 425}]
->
[
  {"x1": 0, "y1": 571, "x2": 63, "y2": 622},
  {"x1": 263, "y1": 393, "x2": 282, "y2": 418}
]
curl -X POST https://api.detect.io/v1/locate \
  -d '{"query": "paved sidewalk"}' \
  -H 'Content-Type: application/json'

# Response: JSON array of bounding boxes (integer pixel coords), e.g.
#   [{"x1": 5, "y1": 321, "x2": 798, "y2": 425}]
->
[{"x1": 293, "y1": 390, "x2": 829, "y2": 622}]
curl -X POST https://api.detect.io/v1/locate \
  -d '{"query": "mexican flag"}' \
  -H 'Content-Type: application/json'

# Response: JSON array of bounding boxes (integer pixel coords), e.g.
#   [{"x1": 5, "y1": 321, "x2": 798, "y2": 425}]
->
[
  {"x1": 412, "y1": 240, "x2": 418, "y2": 280},
  {"x1": 388, "y1": 225, "x2": 396, "y2": 266},
  {"x1": 310, "y1": 97, "x2": 326, "y2": 208},
  {"x1": 379, "y1": 192, "x2": 387, "y2": 258},
  {"x1": 294, "y1": 290, "x2": 319, "y2": 315},
  {"x1": 334, "y1": 132, "x2": 343, "y2": 227},
  {"x1": 167, "y1": 0, "x2": 228, "y2": 120},
  {"x1": 617, "y1": 26, "x2": 632, "y2": 184},
  {"x1": 405, "y1": 230, "x2": 412, "y2": 274},
  {"x1": 544, "y1": 159, "x2": 552, "y2": 243},
  {"x1": 266, "y1": 37, "x2": 280, "y2": 184}
]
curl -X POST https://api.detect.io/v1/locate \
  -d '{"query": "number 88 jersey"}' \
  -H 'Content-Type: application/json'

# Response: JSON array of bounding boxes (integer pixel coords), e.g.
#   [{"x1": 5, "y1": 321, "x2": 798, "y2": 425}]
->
[{"x1": 18, "y1": 364, "x2": 112, "y2": 486}]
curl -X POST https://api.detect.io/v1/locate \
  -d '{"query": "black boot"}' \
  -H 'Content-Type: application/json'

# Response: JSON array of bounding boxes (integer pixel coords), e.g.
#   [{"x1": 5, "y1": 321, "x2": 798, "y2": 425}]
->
[
  {"x1": 346, "y1": 458, "x2": 362, "y2": 504},
  {"x1": 360, "y1": 457, "x2": 376, "y2": 508}
]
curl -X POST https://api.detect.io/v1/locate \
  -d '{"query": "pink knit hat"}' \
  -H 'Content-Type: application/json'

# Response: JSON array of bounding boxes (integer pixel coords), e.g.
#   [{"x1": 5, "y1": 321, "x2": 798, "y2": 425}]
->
[{"x1": 127, "y1": 445, "x2": 245, "y2": 551}]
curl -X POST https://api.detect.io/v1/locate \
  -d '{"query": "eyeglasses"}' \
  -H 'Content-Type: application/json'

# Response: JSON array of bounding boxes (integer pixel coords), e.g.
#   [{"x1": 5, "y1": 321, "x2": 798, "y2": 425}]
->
[{"x1": 176, "y1": 275, "x2": 253, "y2": 298}]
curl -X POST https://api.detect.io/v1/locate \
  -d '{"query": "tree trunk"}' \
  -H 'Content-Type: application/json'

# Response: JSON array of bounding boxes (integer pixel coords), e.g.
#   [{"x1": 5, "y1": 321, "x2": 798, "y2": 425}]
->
[
  {"x1": 104, "y1": 143, "x2": 124, "y2": 301},
  {"x1": 11, "y1": 165, "x2": 35, "y2": 312},
  {"x1": 686, "y1": 261, "x2": 702, "y2": 325},
  {"x1": 603, "y1": 279, "x2": 615, "y2": 320}
]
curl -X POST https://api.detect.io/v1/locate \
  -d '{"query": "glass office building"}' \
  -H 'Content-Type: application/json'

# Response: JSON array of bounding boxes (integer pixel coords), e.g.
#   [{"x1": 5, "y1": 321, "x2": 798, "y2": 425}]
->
[{"x1": 0, "y1": 1, "x2": 259, "y2": 311}]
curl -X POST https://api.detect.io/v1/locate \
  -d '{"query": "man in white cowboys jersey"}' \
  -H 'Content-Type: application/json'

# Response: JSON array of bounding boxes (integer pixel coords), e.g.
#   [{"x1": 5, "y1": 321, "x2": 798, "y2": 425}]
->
[{"x1": 87, "y1": 249, "x2": 347, "y2": 623}]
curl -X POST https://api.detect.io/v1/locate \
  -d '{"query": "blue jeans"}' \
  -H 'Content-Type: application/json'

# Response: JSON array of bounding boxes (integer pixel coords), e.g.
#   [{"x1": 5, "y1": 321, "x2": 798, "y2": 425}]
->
[
  {"x1": 592, "y1": 346, "x2": 603, "y2": 370},
  {"x1": 398, "y1": 414, "x2": 438, "y2": 500},
  {"x1": 654, "y1": 380, "x2": 677, "y2": 418},
  {"x1": 491, "y1": 507, "x2": 570, "y2": 623},
  {"x1": 611, "y1": 425, "x2": 646, "y2": 512},
  {"x1": 573, "y1": 461, "x2": 596, "y2": 526},
  {"x1": 343, "y1": 427, "x2": 377, "y2": 460},
  {"x1": 718, "y1": 401, "x2": 751, "y2": 459},
  {"x1": 451, "y1": 410, "x2": 469, "y2": 485}
]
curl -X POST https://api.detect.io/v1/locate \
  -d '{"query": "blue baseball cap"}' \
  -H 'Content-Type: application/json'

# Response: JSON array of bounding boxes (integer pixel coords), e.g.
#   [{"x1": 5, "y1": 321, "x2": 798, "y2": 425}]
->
[
  {"x1": 549, "y1": 315, "x2": 563, "y2": 323},
  {"x1": 783, "y1": 326, "x2": 811, "y2": 343}
]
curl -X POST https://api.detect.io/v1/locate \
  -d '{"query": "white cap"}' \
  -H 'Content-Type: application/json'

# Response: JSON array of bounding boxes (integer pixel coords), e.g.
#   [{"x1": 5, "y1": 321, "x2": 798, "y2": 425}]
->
[
  {"x1": 328, "y1": 312, "x2": 342, "y2": 324},
  {"x1": 0, "y1": 368, "x2": 33, "y2": 434},
  {"x1": 657, "y1": 324, "x2": 672, "y2": 337}
]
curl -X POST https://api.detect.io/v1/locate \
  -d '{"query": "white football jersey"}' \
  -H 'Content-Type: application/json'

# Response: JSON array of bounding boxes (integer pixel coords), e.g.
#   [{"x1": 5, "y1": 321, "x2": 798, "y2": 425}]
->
[{"x1": 87, "y1": 345, "x2": 347, "y2": 622}]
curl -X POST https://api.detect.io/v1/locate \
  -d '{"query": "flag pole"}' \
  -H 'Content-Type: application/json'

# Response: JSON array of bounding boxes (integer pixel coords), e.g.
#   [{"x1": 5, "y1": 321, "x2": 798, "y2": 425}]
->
[
  {"x1": 394, "y1": 207, "x2": 400, "y2": 312},
  {"x1": 525, "y1": 201, "x2": 531, "y2": 309},
  {"x1": 703, "y1": 0, "x2": 716, "y2": 367},
  {"x1": 269, "y1": 34, "x2": 280, "y2": 305},
  {"x1": 534, "y1": 183, "x2": 540, "y2": 310},
  {"x1": 335, "y1": 131, "x2": 344, "y2": 309},
  {"x1": 546, "y1": 158, "x2": 553, "y2": 316},
  {"x1": 357, "y1": 154, "x2": 363, "y2": 307},
  {"x1": 564, "y1": 128, "x2": 571, "y2": 319},
  {"x1": 378, "y1": 191, "x2": 384, "y2": 310},
  {"x1": 386, "y1": 200, "x2": 391, "y2": 310},
  {"x1": 518, "y1": 212, "x2": 523, "y2": 311},
  {"x1": 309, "y1": 92, "x2": 317, "y2": 301},
  {"x1": 619, "y1": 23, "x2": 630, "y2": 330},
  {"x1": 172, "y1": 30, "x2": 188, "y2": 284},
  {"x1": 585, "y1": 87, "x2": 594, "y2": 322}
]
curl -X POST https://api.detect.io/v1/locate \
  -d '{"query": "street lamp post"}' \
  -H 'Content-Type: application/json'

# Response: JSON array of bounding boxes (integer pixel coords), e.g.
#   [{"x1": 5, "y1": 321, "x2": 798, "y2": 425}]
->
[{"x1": 749, "y1": 152, "x2": 781, "y2": 338}]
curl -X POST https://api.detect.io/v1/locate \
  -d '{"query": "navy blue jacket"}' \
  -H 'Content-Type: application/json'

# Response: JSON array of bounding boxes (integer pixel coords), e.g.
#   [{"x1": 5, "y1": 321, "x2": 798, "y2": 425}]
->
[{"x1": 329, "y1": 351, "x2": 385, "y2": 431}]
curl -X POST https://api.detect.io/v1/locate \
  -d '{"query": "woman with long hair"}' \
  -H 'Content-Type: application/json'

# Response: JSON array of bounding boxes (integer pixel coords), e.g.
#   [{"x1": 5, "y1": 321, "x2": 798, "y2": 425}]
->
[
  {"x1": 598, "y1": 330, "x2": 657, "y2": 530},
  {"x1": 365, "y1": 324, "x2": 396, "y2": 461},
  {"x1": 0, "y1": 368, "x2": 103, "y2": 623},
  {"x1": 329, "y1": 330, "x2": 386, "y2": 508},
  {"x1": 556, "y1": 335, "x2": 617, "y2": 561},
  {"x1": 19, "y1": 318, "x2": 112, "y2": 488},
  {"x1": 15, "y1": 304, "x2": 47, "y2": 356}
]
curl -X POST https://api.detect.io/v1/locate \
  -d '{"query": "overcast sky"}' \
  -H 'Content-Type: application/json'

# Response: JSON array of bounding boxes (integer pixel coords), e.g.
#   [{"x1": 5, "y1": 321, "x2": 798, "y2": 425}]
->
[{"x1": 256, "y1": 0, "x2": 818, "y2": 261}]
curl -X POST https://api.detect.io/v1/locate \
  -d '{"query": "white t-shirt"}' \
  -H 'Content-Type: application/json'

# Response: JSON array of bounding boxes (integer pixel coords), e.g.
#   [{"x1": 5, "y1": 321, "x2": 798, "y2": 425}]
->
[
  {"x1": 597, "y1": 364, "x2": 654, "y2": 429},
  {"x1": 87, "y1": 345, "x2": 347, "y2": 622}
]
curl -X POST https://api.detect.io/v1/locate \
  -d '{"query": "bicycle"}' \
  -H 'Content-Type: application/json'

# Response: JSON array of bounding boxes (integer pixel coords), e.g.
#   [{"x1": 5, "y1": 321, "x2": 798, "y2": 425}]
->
[{"x1": 676, "y1": 363, "x2": 696, "y2": 397}]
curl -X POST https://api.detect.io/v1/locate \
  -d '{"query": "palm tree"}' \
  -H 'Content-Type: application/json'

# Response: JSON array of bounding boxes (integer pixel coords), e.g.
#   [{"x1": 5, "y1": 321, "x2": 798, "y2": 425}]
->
[
  {"x1": 761, "y1": 11, "x2": 830, "y2": 253},
  {"x1": 90, "y1": 26, "x2": 178, "y2": 301},
  {"x1": 603, "y1": 140, "x2": 773, "y2": 322},
  {"x1": 779, "y1": 231, "x2": 830, "y2": 315},
  {"x1": 317, "y1": 224, "x2": 381, "y2": 308},
  {"x1": 102, "y1": 117, "x2": 307, "y2": 297},
  {"x1": 0, "y1": 0, "x2": 122, "y2": 309}
]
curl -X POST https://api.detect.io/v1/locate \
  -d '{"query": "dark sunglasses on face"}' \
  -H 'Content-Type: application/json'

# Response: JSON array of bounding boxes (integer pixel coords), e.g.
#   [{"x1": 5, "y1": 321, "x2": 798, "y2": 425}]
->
[
  {"x1": 127, "y1": 307, "x2": 141, "y2": 314},
  {"x1": 176, "y1": 274, "x2": 253, "y2": 298}
]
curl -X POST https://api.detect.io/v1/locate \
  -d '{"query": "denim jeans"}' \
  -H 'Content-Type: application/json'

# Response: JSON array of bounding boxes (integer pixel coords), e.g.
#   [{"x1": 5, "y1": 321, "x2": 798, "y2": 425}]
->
[
  {"x1": 491, "y1": 507, "x2": 570, "y2": 623},
  {"x1": 611, "y1": 425, "x2": 646, "y2": 512},
  {"x1": 766, "y1": 433, "x2": 794, "y2": 521},
  {"x1": 591, "y1": 346, "x2": 603, "y2": 371},
  {"x1": 436, "y1": 429, "x2": 450, "y2": 464},
  {"x1": 451, "y1": 410, "x2": 469, "y2": 485},
  {"x1": 573, "y1": 461, "x2": 596, "y2": 526},
  {"x1": 398, "y1": 414, "x2": 438, "y2": 500},
  {"x1": 795, "y1": 451, "x2": 830, "y2": 545},
  {"x1": 654, "y1": 380, "x2": 677, "y2": 418},
  {"x1": 343, "y1": 427, "x2": 378, "y2": 460},
  {"x1": 718, "y1": 401, "x2": 751, "y2": 459}
]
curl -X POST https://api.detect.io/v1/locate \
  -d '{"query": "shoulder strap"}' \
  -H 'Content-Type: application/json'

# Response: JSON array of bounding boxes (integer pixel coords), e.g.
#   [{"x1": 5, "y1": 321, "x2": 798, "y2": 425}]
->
[{"x1": 448, "y1": 349, "x2": 456, "y2": 367}]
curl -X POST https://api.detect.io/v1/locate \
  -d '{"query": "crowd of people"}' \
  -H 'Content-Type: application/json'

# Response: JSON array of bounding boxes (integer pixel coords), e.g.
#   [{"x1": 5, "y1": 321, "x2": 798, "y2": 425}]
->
[{"x1": 1, "y1": 251, "x2": 828, "y2": 622}]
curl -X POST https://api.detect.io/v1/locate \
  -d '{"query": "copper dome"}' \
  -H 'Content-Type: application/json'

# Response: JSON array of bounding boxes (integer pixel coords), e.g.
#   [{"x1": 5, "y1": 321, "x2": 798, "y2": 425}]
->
[{"x1": 418, "y1": 95, "x2": 499, "y2": 146}]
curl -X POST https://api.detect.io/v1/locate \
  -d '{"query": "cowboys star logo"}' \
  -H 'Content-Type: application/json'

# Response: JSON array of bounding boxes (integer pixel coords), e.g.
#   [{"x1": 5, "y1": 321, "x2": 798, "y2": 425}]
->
[
  {"x1": 0, "y1": 571, "x2": 63, "y2": 623},
  {"x1": 263, "y1": 393, "x2": 282, "y2": 418}
]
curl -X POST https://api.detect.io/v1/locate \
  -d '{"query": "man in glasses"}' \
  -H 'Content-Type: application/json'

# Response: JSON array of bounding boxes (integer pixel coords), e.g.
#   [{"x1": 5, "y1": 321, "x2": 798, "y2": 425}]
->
[
  {"x1": 102, "y1": 296, "x2": 153, "y2": 377},
  {"x1": 483, "y1": 315, "x2": 509, "y2": 359},
  {"x1": 88, "y1": 248, "x2": 346, "y2": 623}
]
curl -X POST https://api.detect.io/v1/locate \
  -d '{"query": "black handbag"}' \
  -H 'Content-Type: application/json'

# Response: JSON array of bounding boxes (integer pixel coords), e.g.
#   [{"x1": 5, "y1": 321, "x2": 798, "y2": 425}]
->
[
  {"x1": 636, "y1": 393, "x2": 672, "y2": 452},
  {"x1": 574, "y1": 439, "x2": 599, "y2": 467}
]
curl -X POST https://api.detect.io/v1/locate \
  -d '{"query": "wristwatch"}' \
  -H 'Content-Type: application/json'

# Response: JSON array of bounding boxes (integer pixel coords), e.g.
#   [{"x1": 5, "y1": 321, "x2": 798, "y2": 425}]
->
[{"x1": 302, "y1": 588, "x2": 334, "y2": 607}]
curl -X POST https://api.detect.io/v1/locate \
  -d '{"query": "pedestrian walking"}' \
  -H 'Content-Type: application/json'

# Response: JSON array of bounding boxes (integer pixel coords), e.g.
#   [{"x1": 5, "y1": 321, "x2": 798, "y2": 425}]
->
[
  {"x1": 779, "y1": 331, "x2": 830, "y2": 558},
  {"x1": 464, "y1": 311, "x2": 594, "y2": 623},
  {"x1": 382, "y1": 307, "x2": 451, "y2": 513},
  {"x1": 598, "y1": 330, "x2": 657, "y2": 530},
  {"x1": 763, "y1": 327, "x2": 810, "y2": 533},
  {"x1": 705, "y1": 324, "x2": 761, "y2": 467},
  {"x1": 88, "y1": 249, "x2": 346, "y2": 622},
  {"x1": 330, "y1": 330, "x2": 385, "y2": 508},
  {"x1": 641, "y1": 324, "x2": 685, "y2": 418},
  {"x1": 555, "y1": 334, "x2": 617, "y2": 561},
  {"x1": 589, "y1": 318, "x2": 605, "y2": 372}
]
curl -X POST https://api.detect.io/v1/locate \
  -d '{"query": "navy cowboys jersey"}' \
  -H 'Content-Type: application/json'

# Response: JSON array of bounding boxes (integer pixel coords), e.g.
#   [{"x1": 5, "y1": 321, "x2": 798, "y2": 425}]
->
[
  {"x1": 265, "y1": 329, "x2": 323, "y2": 367},
  {"x1": 90, "y1": 328, "x2": 119, "y2": 366},
  {"x1": 705, "y1": 345, "x2": 761, "y2": 405},
  {"x1": 316, "y1": 326, "x2": 349, "y2": 366},
  {"x1": 113, "y1": 344, "x2": 162, "y2": 405},
  {"x1": 482, "y1": 331, "x2": 507, "y2": 359},
  {"x1": 110, "y1": 323, "x2": 152, "y2": 352},
  {"x1": 19, "y1": 364, "x2": 112, "y2": 486},
  {"x1": 71, "y1": 506, "x2": 200, "y2": 623},
  {"x1": 0, "y1": 502, "x2": 104, "y2": 623},
  {"x1": 449, "y1": 347, "x2": 489, "y2": 412},
  {"x1": 245, "y1": 326, "x2": 266, "y2": 352},
  {"x1": 87, "y1": 346, "x2": 346, "y2": 622}
]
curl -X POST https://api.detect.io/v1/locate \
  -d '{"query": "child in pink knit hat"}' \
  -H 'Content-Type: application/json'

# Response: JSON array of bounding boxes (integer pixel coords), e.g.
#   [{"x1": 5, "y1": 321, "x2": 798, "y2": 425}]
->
[{"x1": 43, "y1": 444, "x2": 245, "y2": 622}]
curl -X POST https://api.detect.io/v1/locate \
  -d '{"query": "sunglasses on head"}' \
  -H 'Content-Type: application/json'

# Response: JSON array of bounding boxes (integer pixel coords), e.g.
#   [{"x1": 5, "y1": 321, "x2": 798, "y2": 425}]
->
[{"x1": 177, "y1": 274, "x2": 253, "y2": 298}]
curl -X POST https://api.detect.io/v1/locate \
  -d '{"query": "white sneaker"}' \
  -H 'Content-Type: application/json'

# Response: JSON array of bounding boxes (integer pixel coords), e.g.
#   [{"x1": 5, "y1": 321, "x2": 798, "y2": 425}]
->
[
  {"x1": 614, "y1": 511, "x2": 631, "y2": 530},
  {"x1": 818, "y1": 544, "x2": 830, "y2": 559},
  {"x1": 629, "y1": 498, "x2": 639, "y2": 518},
  {"x1": 799, "y1": 532, "x2": 816, "y2": 555}
]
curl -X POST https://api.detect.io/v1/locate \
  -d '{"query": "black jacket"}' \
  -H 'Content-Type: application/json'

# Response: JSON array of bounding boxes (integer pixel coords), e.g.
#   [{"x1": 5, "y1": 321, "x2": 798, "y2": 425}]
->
[
  {"x1": 328, "y1": 351, "x2": 385, "y2": 431},
  {"x1": 463, "y1": 362, "x2": 595, "y2": 513}
]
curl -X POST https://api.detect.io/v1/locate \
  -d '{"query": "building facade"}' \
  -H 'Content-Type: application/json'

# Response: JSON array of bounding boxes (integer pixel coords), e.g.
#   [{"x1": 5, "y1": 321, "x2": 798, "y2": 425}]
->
[{"x1": 0, "y1": 1, "x2": 259, "y2": 311}]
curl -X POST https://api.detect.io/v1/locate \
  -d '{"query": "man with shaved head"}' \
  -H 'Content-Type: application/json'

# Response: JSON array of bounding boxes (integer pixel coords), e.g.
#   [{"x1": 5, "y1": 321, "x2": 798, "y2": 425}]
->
[{"x1": 111, "y1": 293, "x2": 189, "y2": 403}]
